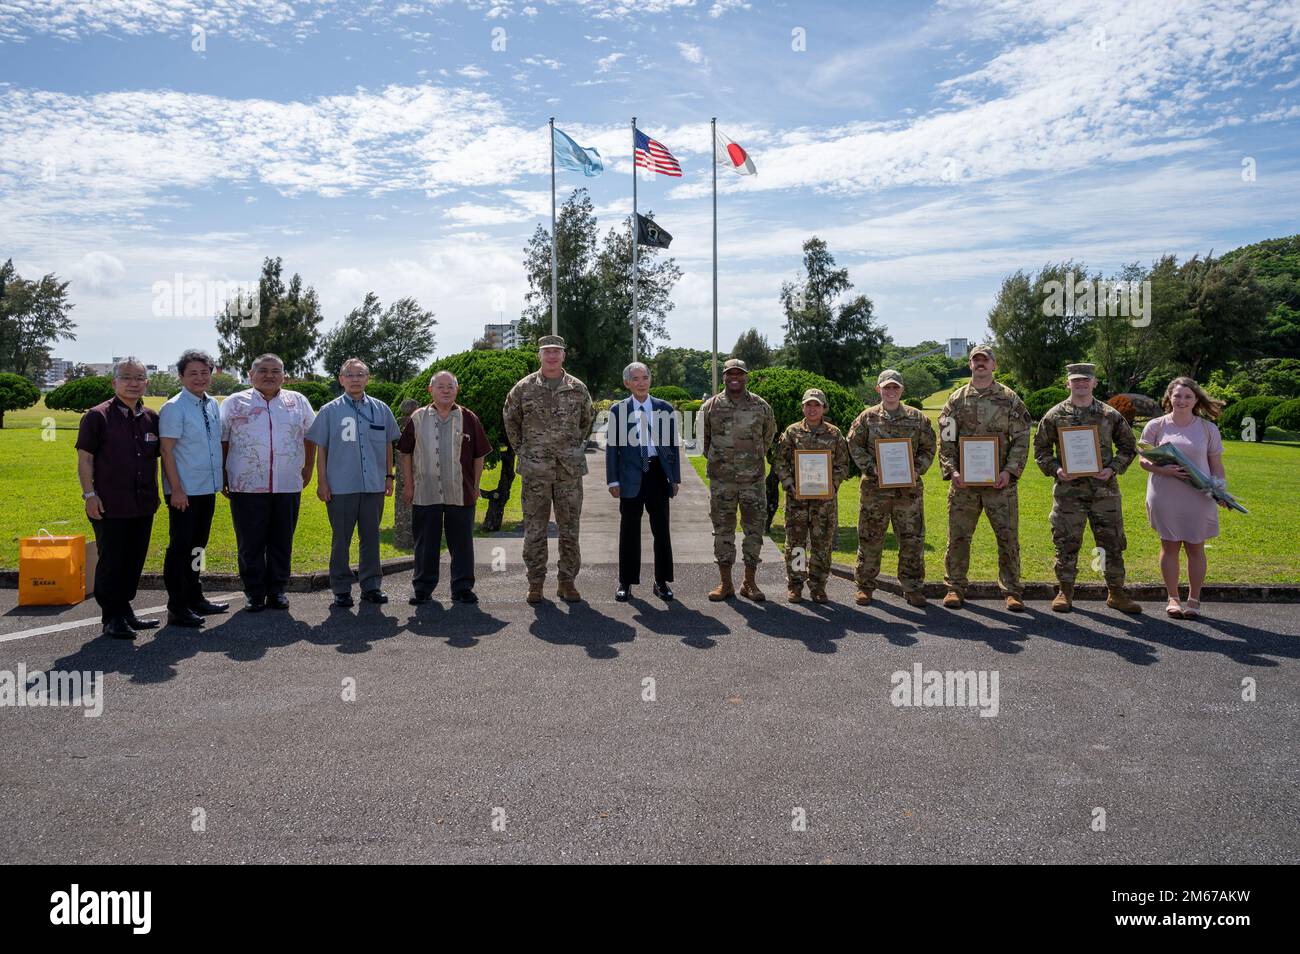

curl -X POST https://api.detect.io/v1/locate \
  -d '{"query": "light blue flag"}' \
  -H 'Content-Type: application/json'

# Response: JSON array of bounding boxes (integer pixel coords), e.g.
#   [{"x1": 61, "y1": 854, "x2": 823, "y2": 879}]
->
[{"x1": 552, "y1": 126, "x2": 604, "y2": 177}]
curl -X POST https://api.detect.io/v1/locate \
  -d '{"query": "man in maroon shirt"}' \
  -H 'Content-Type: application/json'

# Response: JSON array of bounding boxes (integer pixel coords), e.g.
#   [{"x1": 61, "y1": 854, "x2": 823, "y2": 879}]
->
[{"x1": 75, "y1": 357, "x2": 162, "y2": 639}]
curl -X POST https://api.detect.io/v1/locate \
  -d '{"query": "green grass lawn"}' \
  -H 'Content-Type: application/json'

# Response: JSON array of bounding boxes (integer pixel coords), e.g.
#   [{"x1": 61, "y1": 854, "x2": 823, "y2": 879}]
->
[
  {"x1": 690, "y1": 435, "x2": 1300, "y2": 584},
  {"x1": 1, "y1": 398, "x2": 522, "y2": 574}
]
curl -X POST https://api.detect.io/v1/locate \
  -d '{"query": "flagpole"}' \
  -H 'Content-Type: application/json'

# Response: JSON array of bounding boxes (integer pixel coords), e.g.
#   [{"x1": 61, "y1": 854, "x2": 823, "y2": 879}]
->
[
  {"x1": 626, "y1": 115, "x2": 631, "y2": 361},
  {"x1": 711, "y1": 117, "x2": 718, "y2": 396},
  {"x1": 549, "y1": 117, "x2": 558, "y2": 338}
]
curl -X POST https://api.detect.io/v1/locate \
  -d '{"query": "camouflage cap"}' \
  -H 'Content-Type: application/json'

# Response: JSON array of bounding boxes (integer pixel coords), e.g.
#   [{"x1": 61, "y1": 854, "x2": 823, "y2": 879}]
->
[
  {"x1": 538, "y1": 334, "x2": 566, "y2": 350},
  {"x1": 970, "y1": 344, "x2": 994, "y2": 359},
  {"x1": 1066, "y1": 362, "x2": 1097, "y2": 380},
  {"x1": 801, "y1": 388, "x2": 828, "y2": 406},
  {"x1": 877, "y1": 369, "x2": 904, "y2": 387},
  {"x1": 722, "y1": 358, "x2": 748, "y2": 374}
]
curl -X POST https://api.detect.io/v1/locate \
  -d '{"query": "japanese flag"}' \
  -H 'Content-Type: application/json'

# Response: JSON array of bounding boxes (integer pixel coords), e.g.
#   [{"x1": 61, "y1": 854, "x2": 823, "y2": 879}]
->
[{"x1": 714, "y1": 129, "x2": 756, "y2": 175}]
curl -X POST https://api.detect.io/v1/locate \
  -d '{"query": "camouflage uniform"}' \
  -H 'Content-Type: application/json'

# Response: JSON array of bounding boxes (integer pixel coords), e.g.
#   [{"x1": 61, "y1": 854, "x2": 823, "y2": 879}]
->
[
  {"x1": 701, "y1": 389, "x2": 776, "y2": 567},
  {"x1": 503, "y1": 369, "x2": 594, "y2": 584},
  {"x1": 1033, "y1": 397, "x2": 1137, "y2": 587},
  {"x1": 847, "y1": 403, "x2": 936, "y2": 594},
  {"x1": 938, "y1": 381, "x2": 1032, "y2": 597},
  {"x1": 775, "y1": 418, "x2": 849, "y2": 589}
]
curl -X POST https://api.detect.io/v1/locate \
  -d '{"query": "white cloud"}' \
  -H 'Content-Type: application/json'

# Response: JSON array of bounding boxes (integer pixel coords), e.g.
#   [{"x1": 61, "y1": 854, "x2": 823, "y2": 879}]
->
[
  {"x1": 456, "y1": 64, "x2": 490, "y2": 80},
  {"x1": 596, "y1": 52, "x2": 626, "y2": 73},
  {"x1": 68, "y1": 251, "x2": 126, "y2": 291},
  {"x1": 676, "y1": 42, "x2": 706, "y2": 66}
]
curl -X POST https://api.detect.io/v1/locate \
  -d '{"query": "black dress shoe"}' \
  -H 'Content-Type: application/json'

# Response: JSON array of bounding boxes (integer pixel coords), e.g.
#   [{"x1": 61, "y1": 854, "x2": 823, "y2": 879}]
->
[
  {"x1": 268, "y1": 593, "x2": 290, "y2": 610},
  {"x1": 126, "y1": 613, "x2": 161, "y2": 630},
  {"x1": 167, "y1": 608, "x2": 205, "y2": 628},
  {"x1": 615, "y1": 585, "x2": 631, "y2": 602},
  {"x1": 359, "y1": 590, "x2": 389, "y2": 604},
  {"x1": 408, "y1": 592, "x2": 432, "y2": 605},
  {"x1": 191, "y1": 599, "x2": 229, "y2": 615},
  {"x1": 451, "y1": 590, "x2": 478, "y2": 604},
  {"x1": 104, "y1": 617, "x2": 136, "y2": 640},
  {"x1": 245, "y1": 594, "x2": 266, "y2": 612},
  {"x1": 331, "y1": 593, "x2": 355, "y2": 608},
  {"x1": 654, "y1": 582, "x2": 674, "y2": 601}
]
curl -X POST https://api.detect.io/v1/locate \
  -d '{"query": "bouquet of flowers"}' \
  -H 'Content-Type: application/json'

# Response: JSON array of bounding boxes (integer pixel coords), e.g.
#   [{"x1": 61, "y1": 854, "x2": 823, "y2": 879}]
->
[{"x1": 1138, "y1": 442, "x2": 1248, "y2": 513}]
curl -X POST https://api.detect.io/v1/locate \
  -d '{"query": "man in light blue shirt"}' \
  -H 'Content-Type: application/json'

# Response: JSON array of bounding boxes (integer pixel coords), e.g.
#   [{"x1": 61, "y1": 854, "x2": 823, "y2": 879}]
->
[
  {"x1": 159, "y1": 348, "x2": 229, "y2": 628},
  {"x1": 307, "y1": 358, "x2": 401, "y2": 607}
]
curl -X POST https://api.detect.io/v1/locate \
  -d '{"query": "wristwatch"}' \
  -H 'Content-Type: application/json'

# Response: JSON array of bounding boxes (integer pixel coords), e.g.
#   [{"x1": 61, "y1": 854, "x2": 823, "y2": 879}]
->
[{"x1": 83, "y1": 491, "x2": 98, "y2": 499}]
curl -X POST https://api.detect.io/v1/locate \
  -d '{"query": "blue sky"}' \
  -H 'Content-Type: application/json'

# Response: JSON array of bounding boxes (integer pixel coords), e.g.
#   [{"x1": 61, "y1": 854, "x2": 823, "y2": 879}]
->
[{"x1": 2, "y1": 0, "x2": 1298, "y2": 372}]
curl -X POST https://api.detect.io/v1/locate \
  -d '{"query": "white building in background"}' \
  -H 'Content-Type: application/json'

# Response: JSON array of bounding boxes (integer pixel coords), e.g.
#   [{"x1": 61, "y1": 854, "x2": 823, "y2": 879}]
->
[
  {"x1": 483, "y1": 320, "x2": 522, "y2": 350},
  {"x1": 946, "y1": 338, "x2": 969, "y2": 359},
  {"x1": 43, "y1": 357, "x2": 74, "y2": 388}
]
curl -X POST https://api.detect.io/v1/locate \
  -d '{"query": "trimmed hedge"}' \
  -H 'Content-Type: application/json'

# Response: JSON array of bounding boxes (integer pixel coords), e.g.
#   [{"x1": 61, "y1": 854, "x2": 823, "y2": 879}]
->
[
  {"x1": 1264, "y1": 397, "x2": 1300, "y2": 434},
  {"x1": 285, "y1": 380, "x2": 334, "y2": 411},
  {"x1": 649, "y1": 385, "x2": 691, "y2": 403},
  {"x1": 0, "y1": 372, "x2": 40, "y2": 427},
  {"x1": 44, "y1": 375, "x2": 114, "y2": 412},
  {"x1": 1025, "y1": 386, "x2": 1069, "y2": 420},
  {"x1": 904, "y1": 397, "x2": 924, "y2": 410},
  {"x1": 1220, "y1": 396, "x2": 1285, "y2": 441},
  {"x1": 363, "y1": 380, "x2": 402, "y2": 406}
]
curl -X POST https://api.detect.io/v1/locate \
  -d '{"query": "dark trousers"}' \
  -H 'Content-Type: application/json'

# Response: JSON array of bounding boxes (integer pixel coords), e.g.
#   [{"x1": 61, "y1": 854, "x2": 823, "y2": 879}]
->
[
  {"x1": 229, "y1": 492, "x2": 301, "y2": 598},
  {"x1": 412, "y1": 503, "x2": 476, "y2": 595},
  {"x1": 163, "y1": 493, "x2": 216, "y2": 612},
  {"x1": 89, "y1": 513, "x2": 155, "y2": 624},
  {"x1": 618, "y1": 456, "x2": 673, "y2": 585}
]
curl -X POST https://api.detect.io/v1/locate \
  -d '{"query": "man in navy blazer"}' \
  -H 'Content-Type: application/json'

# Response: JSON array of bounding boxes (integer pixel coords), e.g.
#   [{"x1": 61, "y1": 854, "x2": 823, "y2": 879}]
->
[{"x1": 606, "y1": 362, "x2": 681, "y2": 601}]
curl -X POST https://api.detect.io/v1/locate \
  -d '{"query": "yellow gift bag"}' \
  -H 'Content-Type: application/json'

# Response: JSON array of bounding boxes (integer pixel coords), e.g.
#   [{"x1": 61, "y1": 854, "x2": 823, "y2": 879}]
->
[{"x1": 18, "y1": 530, "x2": 87, "y2": 606}]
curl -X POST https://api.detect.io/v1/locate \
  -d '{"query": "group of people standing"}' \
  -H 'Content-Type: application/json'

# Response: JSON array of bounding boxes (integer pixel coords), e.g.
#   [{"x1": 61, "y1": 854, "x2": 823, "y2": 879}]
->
[
  {"x1": 600, "y1": 342, "x2": 1231, "y2": 617},
  {"x1": 75, "y1": 350, "x2": 488, "y2": 637},
  {"x1": 72, "y1": 337, "x2": 1231, "y2": 639}
]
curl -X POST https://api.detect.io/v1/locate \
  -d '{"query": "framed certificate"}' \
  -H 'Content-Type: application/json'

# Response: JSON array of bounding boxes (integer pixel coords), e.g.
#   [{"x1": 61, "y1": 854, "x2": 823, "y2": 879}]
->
[
  {"x1": 793, "y1": 449, "x2": 834, "y2": 500},
  {"x1": 874, "y1": 438, "x2": 916, "y2": 489},
  {"x1": 1058, "y1": 425, "x2": 1102, "y2": 477},
  {"x1": 959, "y1": 436, "x2": 1000, "y2": 486}
]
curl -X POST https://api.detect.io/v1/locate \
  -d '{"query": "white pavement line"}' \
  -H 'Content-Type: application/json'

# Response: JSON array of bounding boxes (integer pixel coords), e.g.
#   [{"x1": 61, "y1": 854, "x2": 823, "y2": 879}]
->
[{"x1": 0, "y1": 593, "x2": 245, "y2": 644}]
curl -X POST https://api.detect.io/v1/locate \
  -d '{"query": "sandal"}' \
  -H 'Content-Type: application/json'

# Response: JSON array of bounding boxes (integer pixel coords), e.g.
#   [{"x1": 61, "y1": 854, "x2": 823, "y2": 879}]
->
[
  {"x1": 1165, "y1": 597, "x2": 1184, "y2": 619},
  {"x1": 1182, "y1": 598, "x2": 1201, "y2": 619}
]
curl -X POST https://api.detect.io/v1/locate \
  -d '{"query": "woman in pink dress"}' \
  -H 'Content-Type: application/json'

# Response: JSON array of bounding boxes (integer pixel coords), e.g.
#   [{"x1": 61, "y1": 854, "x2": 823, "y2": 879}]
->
[{"x1": 1139, "y1": 377, "x2": 1229, "y2": 619}]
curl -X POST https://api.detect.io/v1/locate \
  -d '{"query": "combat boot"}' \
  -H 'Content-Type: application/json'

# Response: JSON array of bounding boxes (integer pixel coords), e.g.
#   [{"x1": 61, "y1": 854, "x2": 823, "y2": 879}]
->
[
  {"x1": 557, "y1": 580, "x2": 582, "y2": 603},
  {"x1": 739, "y1": 564, "x2": 766, "y2": 602},
  {"x1": 1005, "y1": 594, "x2": 1026, "y2": 612},
  {"x1": 526, "y1": 581, "x2": 544, "y2": 604},
  {"x1": 943, "y1": 590, "x2": 963, "y2": 609},
  {"x1": 787, "y1": 582, "x2": 803, "y2": 603},
  {"x1": 810, "y1": 586, "x2": 829, "y2": 604},
  {"x1": 1052, "y1": 582, "x2": 1074, "y2": 613},
  {"x1": 1107, "y1": 585, "x2": 1143, "y2": 614},
  {"x1": 708, "y1": 564, "x2": 735, "y2": 601},
  {"x1": 855, "y1": 589, "x2": 872, "y2": 606},
  {"x1": 904, "y1": 591, "x2": 927, "y2": 608}
]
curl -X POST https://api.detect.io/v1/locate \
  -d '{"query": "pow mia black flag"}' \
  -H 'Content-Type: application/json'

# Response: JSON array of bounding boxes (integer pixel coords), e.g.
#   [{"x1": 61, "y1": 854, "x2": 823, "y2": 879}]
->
[{"x1": 635, "y1": 213, "x2": 672, "y2": 249}]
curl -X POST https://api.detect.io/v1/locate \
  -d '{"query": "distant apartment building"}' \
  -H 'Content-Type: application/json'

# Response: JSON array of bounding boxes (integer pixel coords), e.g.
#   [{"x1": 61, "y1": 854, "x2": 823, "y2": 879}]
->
[
  {"x1": 42, "y1": 357, "x2": 74, "y2": 388},
  {"x1": 483, "y1": 320, "x2": 522, "y2": 350}
]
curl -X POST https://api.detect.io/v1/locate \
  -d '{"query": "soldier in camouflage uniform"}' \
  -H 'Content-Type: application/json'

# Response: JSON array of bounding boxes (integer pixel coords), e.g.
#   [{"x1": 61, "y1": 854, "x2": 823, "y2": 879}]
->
[
  {"x1": 1033, "y1": 363, "x2": 1142, "y2": 614},
  {"x1": 847, "y1": 369, "x2": 936, "y2": 608},
  {"x1": 938, "y1": 345, "x2": 1032, "y2": 611},
  {"x1": 502, "y1": 335, "x2": 595, "y2": 604},
  {"x1": 701, "y1": 358, "x2": 777, "y2": 601},
  {"x1": 776, "y1": 388, "x2": 849, "y2": 603}
]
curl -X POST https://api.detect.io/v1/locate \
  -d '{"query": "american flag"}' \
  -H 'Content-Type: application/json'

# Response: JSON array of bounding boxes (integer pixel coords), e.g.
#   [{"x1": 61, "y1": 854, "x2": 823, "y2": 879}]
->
[{"x1": 634, "y1": 128, "x2": 682, "y2": 177}]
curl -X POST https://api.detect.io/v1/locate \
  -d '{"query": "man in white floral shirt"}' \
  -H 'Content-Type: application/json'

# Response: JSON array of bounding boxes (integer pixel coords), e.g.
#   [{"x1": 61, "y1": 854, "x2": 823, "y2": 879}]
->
[{"x1": 220, "y1": 353, "x2": 316, "y2": 611}]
